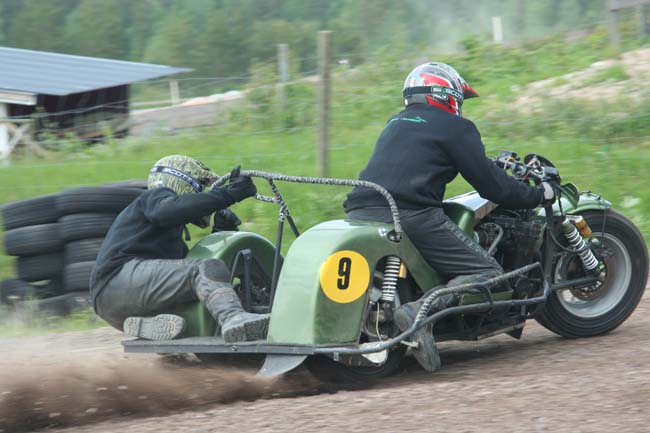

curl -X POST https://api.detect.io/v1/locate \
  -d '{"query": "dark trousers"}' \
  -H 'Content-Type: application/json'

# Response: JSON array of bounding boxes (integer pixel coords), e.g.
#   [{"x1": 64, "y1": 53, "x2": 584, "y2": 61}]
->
[
  {"x1": 94, "y1": 258, "x2": 231, "y2": 330},
  {"x1": 346, "y1": 206, "x2": 503, "y2": 285}
]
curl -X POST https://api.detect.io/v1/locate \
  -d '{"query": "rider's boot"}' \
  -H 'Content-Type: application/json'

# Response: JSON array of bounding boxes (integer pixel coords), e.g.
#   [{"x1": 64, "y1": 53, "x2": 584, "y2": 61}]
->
[
  {"x1": 123, "y1": 314, "x2": 186, "y2": 341},
  {"x1": 205, "y1": 287, "x2": 270, "y2": 342},
  {"x1": 393, "y1": 291, "x2": 458, "y2": 372}
]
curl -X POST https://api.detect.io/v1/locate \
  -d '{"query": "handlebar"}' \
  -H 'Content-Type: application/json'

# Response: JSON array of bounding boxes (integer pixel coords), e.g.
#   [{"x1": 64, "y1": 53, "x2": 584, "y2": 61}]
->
[{"x1": 493, "y1": 152, "x2": 561, "y2": 184}]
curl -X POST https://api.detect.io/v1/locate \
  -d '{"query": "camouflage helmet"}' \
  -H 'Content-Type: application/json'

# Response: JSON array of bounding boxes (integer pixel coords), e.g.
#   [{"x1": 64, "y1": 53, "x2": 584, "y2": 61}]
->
[{"x1": 148, "y1": 155, "x2": 218, "y2": 195}]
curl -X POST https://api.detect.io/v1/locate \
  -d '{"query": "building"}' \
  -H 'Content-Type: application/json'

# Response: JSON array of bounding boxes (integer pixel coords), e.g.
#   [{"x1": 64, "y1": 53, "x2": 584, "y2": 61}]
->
[{"x1": 0, "y1": 47, "x2": 191, "y2": 158}]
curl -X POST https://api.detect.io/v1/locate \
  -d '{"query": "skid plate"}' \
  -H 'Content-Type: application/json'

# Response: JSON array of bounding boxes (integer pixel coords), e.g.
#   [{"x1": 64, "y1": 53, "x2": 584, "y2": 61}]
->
[{"x1": 257, "y1": 354, "x2": 308, "y2": 377}]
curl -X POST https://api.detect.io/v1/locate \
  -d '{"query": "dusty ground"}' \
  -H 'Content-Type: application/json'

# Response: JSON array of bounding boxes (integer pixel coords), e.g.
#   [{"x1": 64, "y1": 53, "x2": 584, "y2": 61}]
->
[{"x1": 1, "y1": 290, "x2": 649, "y2": 433}]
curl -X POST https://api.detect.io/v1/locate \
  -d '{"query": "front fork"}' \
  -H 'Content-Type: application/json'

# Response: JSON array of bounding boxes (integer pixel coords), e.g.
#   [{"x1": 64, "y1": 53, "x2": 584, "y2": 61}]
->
[{"x1": 543, "y1": 206, "x2": 603, "y2": 288}]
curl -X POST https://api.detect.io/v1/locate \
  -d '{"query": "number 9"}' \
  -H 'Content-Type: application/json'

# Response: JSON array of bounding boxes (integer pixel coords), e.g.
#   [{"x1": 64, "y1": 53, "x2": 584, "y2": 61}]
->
[{"x1": 337, "y1": 257, "x2": 352, "y2": 290}]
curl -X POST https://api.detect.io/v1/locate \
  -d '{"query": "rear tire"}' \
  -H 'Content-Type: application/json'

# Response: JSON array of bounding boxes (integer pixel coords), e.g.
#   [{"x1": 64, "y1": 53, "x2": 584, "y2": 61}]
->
[
  {"x1": 305, "y1": 346, "x2": 405, "y2": 385},
  {"x1": 537, "y1": 210, "x2": 648, "y2": 338}
]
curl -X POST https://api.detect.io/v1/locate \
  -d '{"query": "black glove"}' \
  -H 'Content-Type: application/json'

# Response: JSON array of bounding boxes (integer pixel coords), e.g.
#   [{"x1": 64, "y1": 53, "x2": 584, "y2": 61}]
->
[
  {"x1": 538, "y1": 181, "x2": 556, "y2": 207},
  {"x1": 212, "y1": 208, "x2": 242, "y2": 232},
  {"x1": 225, "y1": 165, "x2": 257, "y2": 203}
]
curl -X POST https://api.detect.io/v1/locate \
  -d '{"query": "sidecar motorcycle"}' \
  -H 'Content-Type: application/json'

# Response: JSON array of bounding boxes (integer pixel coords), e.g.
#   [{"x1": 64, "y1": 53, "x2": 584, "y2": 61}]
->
[{"x1": 123, "y1": 152, "x2": 648, "y2": 382}]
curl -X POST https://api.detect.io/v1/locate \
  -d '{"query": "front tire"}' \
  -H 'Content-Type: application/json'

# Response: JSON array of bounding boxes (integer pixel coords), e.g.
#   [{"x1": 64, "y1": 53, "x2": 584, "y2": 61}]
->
[{"x1": 537, "y1": 210, "x2": 648, "y2": 338}]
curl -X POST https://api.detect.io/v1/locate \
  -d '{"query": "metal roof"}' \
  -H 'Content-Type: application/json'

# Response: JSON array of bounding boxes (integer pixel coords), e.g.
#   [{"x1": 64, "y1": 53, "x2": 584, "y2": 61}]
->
[{"x1": 0, "y1": 46, "x2": 192, "y2": 97}]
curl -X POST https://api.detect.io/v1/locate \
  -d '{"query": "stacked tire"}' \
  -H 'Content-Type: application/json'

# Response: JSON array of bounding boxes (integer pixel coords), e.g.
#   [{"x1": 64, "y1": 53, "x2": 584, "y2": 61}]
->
[{"x1": 1, "y1": 181, "x2": 146, "y2": 314}]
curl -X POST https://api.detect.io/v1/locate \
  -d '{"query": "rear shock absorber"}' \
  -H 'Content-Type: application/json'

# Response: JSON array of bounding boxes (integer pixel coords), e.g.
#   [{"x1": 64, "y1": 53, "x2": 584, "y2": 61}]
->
[
  {"x1": 380, "y1": 256, "x2": 401, "y2": 302},
  {"x1": 561, "y1": 216, "x2": 599, "y2": 272}
]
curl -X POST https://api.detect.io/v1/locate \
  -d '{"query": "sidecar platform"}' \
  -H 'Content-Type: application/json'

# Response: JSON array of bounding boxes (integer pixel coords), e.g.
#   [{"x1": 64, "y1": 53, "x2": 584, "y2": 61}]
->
[
  {"x1": 123, "y1": 336, "x2": 314, "y2": 377},
  {"x1": 122, "y1": 336, "x2": 315, "y2": 355}
]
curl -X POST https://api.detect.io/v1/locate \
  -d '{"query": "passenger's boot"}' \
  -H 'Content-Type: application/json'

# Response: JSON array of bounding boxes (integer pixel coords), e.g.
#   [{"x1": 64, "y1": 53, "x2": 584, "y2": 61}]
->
[
  {"x1": 123, "y1": 314, "x2": 186, "y2": 341},
  {"x1": 205, "y1": 287, "x2": 270, "y2": 342},
  {"x1": 393, "y1": 291, "x2": 458, "y2": 372}
]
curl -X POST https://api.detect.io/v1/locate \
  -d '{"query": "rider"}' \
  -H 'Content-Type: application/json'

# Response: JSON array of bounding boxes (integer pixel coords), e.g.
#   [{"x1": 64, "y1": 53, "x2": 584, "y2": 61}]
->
[
  {"x1": 343, "y1": 62, "x2": 555, "y2": 370},
  {"x1": 90, "y1": 155, "x2": 269, "y2": 342}
]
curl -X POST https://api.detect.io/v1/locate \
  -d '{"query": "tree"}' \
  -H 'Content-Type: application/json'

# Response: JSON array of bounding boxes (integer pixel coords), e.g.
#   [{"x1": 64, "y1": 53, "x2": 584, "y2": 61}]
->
[
  {"x1": 8, "y1": 0, "x2": 67, "y2": 52},
  {"x1": 143, "y1": 8, "x2": 201, "y2": 70},
  {"x1": 249, "y1": 19, "x2": 317, "y2": 73},
  {"x1": 124, "y1": 0, "x2": 166, "y2": 61},
  {"x1": 197, "y1": 6, "x2": 252, "y2": 79},
  {"x1": 63, "y1": 0, "x2": 127, "y2": 59}
]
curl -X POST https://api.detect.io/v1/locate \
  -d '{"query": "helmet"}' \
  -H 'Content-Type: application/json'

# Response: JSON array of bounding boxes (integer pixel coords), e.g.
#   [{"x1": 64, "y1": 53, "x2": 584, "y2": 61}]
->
[
  {"x1": 148, "y1": 155, "x2": 217, "y2": 194},
  {"x1": 148, "y1": 155, "x2": 218, "y2": 228},
  {"x1": 402, "y1": 62, "x2": 479, "y2": 116}
]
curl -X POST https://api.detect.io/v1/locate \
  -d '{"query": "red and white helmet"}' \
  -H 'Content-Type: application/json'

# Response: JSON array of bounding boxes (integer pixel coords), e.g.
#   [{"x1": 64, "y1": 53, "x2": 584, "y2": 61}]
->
[{"x1": 402, "y1": 62, "x2": 479, "y2": 116}]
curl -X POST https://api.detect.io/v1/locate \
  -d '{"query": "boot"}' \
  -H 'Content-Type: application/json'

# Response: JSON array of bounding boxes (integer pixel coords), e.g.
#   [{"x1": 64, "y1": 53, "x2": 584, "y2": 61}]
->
[
  {"x1": 123, "y1": 314, "x2": 186, "y2": 341},
  {"x1": 205, "y1": 287, "x2": 270, "y2": 342},
  {"x1": 393, "y1": 292, "x2": 458, "y2": 372},
  {"x1": 394, "y1": 291, "x2": 459, "y2": 331}
]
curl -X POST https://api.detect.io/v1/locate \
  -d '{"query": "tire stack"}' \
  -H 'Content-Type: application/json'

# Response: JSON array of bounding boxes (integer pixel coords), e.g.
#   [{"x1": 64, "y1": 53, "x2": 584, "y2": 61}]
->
[{"x1": 1, "y1": 181, "x2": 146, "y2": 315}]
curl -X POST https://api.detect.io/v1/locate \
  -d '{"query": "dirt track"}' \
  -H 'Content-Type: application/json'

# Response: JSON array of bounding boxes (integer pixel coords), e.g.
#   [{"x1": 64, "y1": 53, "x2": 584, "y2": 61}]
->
[{"x1": 1, "y1": 290, "x2": 649, "y2": 433}]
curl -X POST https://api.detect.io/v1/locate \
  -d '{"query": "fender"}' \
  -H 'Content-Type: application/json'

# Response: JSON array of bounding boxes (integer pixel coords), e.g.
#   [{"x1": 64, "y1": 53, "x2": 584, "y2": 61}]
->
[
  {"x1": 267, "y1": 220, "x2": 445, "y2": 345},
  {"x1": 553, "y1": 183, "x2": 612, "y2": 214},
  {"x1": 170, "y1": 231, "x2": 279, "y2": 336}
]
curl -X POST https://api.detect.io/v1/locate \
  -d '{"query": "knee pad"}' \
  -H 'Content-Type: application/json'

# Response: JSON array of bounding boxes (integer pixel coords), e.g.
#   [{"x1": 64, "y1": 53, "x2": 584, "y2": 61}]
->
[{"x1": 198, "y1": 259, "x2": 231, "y2": 283}]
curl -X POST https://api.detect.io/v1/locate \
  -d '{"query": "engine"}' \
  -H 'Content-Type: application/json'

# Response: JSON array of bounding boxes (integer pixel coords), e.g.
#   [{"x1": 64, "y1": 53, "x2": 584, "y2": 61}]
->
[{"x1": 475, "y1": 213, "x2": 543, "y2": 272}]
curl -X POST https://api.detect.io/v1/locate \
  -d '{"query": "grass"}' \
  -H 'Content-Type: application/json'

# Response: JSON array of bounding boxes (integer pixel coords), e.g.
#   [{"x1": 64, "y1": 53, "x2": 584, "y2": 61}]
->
[
  {"x1": 0, "y1": 308, "x2": 107, "y2": 337},
  {"x1": 2, "y1": 24, "x2": 650, "y2": 333},
  {"x1": 578, "y1": 64, "x2": 630, "y2": 88}
]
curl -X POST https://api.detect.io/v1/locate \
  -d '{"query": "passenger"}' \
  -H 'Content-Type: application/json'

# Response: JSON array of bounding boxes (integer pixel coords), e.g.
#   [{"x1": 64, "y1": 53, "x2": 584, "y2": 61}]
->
[{"x1": 90, "y1": 155, "x2": 267, "y2": 342}]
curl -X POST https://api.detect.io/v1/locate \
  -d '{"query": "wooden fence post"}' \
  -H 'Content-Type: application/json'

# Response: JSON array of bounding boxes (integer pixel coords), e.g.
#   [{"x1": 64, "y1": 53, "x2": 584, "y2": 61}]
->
[
  {"x1": 608, "y1": 5, "x2": 621, "y2": 51},
  {"x1": 608, "y1": 0, "x2": 650, "y2": 50},
  {"x1": 277, "y1": 43, "x2": 289, "y2": 124},
  {"x1": 640, "y1": 4, "x2": 650, "y2": 35},
  {"x1": 317, "y1": 31, "x2": 332, "y2": 178},
  {"x1": 0, "y1": 103, "x2": 8, "y2": 159},
  {"x1": 169, "y1": 79, "x2": 180, "y2": 106}
]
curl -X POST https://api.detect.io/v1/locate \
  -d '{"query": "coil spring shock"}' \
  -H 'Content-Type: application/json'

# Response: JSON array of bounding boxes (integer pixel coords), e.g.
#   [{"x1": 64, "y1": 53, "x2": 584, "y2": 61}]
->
[
  {"x1": 380, "y1": 256, "x2": 401, "y2": 302},
  {"x1": 561, "y1": 217, "x2": 599, "y2": 271}
]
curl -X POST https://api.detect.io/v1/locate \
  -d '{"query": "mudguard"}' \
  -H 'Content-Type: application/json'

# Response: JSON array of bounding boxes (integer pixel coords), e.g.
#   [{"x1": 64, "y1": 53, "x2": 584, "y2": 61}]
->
[
  {"x1": 169, "y1": 231, "x2": 279, "y2": 337},
  {"x1": 553, "y1": 183, "x2": 612, "y2": 214},
  {"x1": 266, "y1": 220, "x2": 444, "y2": 345}
]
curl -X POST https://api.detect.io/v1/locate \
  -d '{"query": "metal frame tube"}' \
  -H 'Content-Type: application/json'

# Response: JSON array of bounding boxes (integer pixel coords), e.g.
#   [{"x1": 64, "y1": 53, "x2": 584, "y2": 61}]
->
[{"x1": 314, "y1": 263, "x2": 550, "y2": 356}]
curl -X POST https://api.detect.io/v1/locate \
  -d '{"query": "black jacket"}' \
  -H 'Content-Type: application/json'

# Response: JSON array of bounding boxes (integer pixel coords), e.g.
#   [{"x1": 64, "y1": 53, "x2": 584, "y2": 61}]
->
[
  {"x1": 90, "y1": 187, "x2": 235, "y2": 301},
  {"x1": 344, "y1": 104, "x2": 542, "y2": 211}
]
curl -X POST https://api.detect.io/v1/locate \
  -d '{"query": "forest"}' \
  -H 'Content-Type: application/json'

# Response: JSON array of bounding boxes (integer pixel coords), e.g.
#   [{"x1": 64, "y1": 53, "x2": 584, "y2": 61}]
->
[{"x1": 1, "y1": 0, "x2": 608, "y2": 82}]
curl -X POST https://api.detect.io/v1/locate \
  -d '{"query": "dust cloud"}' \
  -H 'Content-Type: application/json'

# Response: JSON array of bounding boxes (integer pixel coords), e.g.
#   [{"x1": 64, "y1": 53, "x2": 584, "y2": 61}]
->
[{"x1": 0, "y1": 354, "x2": 332, "y2": 432}]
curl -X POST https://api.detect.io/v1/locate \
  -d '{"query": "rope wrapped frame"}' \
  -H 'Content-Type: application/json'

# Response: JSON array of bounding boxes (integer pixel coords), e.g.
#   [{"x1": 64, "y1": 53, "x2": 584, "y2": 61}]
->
[{"x1": 211, "y1": 170, "x2": 403, "y2": 238}]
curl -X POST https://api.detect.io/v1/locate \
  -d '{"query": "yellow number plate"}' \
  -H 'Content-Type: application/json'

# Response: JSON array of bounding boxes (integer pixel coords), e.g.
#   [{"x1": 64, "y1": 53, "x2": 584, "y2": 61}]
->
[{"x1": 319, "y1": 250, "x2": 370, "y2": 304}]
